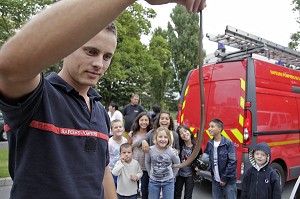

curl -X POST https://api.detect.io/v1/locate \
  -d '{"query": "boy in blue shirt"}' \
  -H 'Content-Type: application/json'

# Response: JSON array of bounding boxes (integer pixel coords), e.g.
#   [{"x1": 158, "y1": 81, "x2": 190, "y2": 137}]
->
[{"x1": 202, "y1": 118, "x2": 237, "y2": 199}]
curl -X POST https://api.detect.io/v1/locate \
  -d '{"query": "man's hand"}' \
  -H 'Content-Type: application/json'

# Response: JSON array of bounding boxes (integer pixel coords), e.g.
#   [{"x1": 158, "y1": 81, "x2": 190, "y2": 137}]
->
[{"x1": 145, "y1": 0, "x2": 206, "y2": 13}]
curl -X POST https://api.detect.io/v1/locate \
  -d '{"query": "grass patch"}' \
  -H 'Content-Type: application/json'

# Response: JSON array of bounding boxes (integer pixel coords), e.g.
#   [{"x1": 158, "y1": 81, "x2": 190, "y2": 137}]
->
[{"x1": 0, "y1": 148, "x2": 9, "y2": 178}]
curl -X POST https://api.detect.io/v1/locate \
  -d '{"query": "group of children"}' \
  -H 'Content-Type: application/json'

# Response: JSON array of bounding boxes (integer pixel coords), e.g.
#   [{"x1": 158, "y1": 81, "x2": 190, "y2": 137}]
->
[{"x1": 108, "y1": 111, "x2": 281, "y2": 199}]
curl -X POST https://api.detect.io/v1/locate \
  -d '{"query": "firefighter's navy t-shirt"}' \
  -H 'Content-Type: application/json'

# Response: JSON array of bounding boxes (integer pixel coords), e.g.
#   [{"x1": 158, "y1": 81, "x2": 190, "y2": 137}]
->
[{"x1": 0, "y1": 73, "x2": 110, "y2": 199}]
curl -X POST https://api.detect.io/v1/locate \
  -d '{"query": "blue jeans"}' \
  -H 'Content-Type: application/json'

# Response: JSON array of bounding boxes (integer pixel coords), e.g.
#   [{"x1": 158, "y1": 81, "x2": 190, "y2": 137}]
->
[
  {"x1": 148, "y1": 178, "x2": 174, "y2": 199},
  {"x1": 174, "y1": 175, "x2": 195, "y2": 199},
  {"x1": 141, "y1": 170, "x2": 149, "y2": 199},
  {"x1": 212, "y1": 180, "x2": 237, "y2": 199},
  {"x1": 117, "y1": 194, "x2": 137, "y2": 199}
]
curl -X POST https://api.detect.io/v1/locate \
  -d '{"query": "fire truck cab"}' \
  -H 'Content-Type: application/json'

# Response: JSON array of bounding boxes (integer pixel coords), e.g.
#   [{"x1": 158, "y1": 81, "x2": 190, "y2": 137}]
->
[{"x1": 177, "y1": 26, "x2": 300, "y2": 190}]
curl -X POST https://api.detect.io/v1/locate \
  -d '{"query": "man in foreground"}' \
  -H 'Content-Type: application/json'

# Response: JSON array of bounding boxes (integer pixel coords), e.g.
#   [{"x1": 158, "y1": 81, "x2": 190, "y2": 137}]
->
[{"x1": 0, "y1": 0, "x2": 206, "y2": 198}]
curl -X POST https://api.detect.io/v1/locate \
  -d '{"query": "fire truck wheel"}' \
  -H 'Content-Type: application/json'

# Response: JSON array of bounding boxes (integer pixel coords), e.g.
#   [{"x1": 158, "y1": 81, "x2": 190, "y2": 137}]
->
[{"x1": 271, "y1": 162, "x2": 285, "y2": 192}]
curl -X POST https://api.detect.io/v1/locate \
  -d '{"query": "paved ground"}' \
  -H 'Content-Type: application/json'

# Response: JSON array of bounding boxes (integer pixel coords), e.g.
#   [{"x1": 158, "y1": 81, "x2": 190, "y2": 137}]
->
[{"x1": 0, "y1": 141, "x2": 8, "y2": 148}]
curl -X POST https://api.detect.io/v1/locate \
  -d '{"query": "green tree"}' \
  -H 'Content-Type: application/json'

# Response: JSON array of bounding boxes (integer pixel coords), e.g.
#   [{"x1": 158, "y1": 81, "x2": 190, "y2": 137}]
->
[
  {"x1": 167, "y1": 5, "x2": 206, "y2": 94},
  {"x1": 0, "y1": 0, "x2": 56, "y2": 45},
  {"x1": 148, "y1": 28, "x2": 172, "y2": 107},
  {"x1": 97, "y1": 3, "x2": 160, "y2": 109},
  {"x1": 289, "y1": 0, "x2": 300, "y2": 49},
  {"x1": 0, "y1": 0, "x2": 61, "y2": 73}
]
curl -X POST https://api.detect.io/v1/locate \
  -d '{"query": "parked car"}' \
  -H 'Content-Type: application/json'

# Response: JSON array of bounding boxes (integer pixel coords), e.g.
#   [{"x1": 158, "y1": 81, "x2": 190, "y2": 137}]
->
[{"x1": 0, "y1": 111, "x2": 7, "y2": 141}]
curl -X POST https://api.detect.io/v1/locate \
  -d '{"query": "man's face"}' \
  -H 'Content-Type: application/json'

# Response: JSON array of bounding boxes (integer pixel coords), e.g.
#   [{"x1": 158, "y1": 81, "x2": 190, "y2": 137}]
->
[
  {"x1": 131, "y1": 96, "x2": 139, "y2": 105},
  {"x1": 61, "y1": 29, "x2": 117, "y2": 90}
]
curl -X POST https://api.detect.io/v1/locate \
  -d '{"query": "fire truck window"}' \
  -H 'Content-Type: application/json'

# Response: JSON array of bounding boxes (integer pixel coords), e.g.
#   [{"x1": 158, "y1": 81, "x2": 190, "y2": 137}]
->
[
  {"x1": 207, "y1": 80, "x2": 240, "y2": 128},
  {"x1": 270, "y1": 114, "x2": 278, "y2": 127},
  {"x1": 257, "y1": 112, "x2": 270, "y2": 126},
  {"x1": 256, "y1": 92, "x2": 298, "y2": 131},
  {"x1": 279, "y1": 114, "x2": 286, "y2": 124}
]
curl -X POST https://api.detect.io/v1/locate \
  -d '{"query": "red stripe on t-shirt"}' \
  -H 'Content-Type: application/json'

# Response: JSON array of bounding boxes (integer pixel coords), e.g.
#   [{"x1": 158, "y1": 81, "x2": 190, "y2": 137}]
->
[{"x1": 29, "y1": 120, "x2": 109, "y2": 141}]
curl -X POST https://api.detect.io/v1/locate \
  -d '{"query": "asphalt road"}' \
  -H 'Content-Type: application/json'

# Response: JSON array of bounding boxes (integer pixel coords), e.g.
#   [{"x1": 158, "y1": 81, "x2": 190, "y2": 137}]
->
[
  {"x1": 191, "y1": 178, "x2": 297, "y2": 199},
  {"x1": 0, "y1": 141, "x2": 8, "y2": 148},
  {"x1": 0, "y1": 179, "x2": 297, "y2": 199}
]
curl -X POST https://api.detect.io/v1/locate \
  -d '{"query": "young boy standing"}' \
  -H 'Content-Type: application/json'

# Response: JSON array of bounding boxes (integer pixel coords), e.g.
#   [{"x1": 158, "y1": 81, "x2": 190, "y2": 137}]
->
[
  {"x1": 202, "y1": 118, "x2": 237, "y2": 199},
  {"x1": 109, "y1": 119, "x2": 128, "y2": 187},
  {"x1": 112, "y1": 143, "x2": 143, "y2": 199},
  {"x1": 241, "y1": 142, "x2": 281, "y2": 199}
]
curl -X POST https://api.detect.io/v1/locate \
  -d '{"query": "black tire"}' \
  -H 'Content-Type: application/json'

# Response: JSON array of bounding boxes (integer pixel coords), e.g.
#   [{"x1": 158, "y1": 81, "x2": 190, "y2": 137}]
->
[{"x1": 271, "y1": 162, "x2": 285, "y2": 192}]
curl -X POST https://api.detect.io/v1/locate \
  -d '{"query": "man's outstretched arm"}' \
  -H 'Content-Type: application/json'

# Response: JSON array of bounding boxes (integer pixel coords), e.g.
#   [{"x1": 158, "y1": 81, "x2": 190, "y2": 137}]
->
[
  {"x1": 0, "y1": 0, "x2": 206, "y2": 99},
  {"x1": 0, "y1": 0, "x2": 135, "y2": 99}
]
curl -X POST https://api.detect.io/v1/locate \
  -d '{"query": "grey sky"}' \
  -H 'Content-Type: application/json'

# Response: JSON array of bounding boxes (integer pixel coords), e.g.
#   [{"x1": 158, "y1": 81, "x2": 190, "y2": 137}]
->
[{"x1": 140, "y1": 0, "x2": 299, "y2": 54}]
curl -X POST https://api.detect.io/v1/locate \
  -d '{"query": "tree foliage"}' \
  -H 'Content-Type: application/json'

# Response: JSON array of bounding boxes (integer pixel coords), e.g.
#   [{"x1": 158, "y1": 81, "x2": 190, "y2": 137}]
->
[
  {"x1": 149, "y1": 28, "x2": 172, "y2": 107},
  {"x1": 97, "y1": 3, "x2": 161, "y2": 109},
  {"x1": 167, "y1": 5, "x2": 206, "y2": 94},
  {"x1": 0, "y1": 0, "x2": 56, "y2": 45},
  {"x1": 289, "y1": 0, "x2": 300, "y2": 49}
]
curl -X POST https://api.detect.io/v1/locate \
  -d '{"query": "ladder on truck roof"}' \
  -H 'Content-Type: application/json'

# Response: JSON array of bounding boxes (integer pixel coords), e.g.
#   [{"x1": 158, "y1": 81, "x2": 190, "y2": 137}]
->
[{"x1": 206, "y1": 25, "x2": 300, "y2": 69}]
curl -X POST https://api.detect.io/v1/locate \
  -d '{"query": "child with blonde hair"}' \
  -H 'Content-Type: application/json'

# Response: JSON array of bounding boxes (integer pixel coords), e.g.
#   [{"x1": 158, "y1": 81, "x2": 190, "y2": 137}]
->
[
  {"x1": 145, "y1": 127, "x2": 180, "y2": 199},
  {"x1": 109, "y1": 119, "x2": 128, "y2": 187}
]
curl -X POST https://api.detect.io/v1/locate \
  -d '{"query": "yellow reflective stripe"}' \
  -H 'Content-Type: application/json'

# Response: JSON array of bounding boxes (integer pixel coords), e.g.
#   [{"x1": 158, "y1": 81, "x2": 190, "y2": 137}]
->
[
  {"x1": 240, "y1": 78, "x2": 245, "y2": 91},
  {"x1": 239, "y1": 114, "x2": 244, "y2": 127},
  {"x1": 267, "y1": 140, "x2": 300, "y2": 147},
  {"x1": 180, "y1": 114, "x2": 184, "y2": 123},
  {"x1": 231, "y1": 128, "x2": 243, "y2": 143},
  {"x1": 206, "y1": 130, "x2": 213, "y2": 139},
  {"x1": 221, "y1": 130, "x2": 232, "y2": 141},
  {"x1": 184, "y1": 86, "x2": 189, "y2": 96},
  {"x1": 240, "y1": 96, "x2": 245, "y2": 109},
  {"x1": 206, "y1": 130, "x2": 232, "y2": 141},
  {"x1": 182, "y1": 100, "x2": 186, "y2": 110},
  {"x1": 190, "y1": 127, "x2": 195, "y2": 132}
]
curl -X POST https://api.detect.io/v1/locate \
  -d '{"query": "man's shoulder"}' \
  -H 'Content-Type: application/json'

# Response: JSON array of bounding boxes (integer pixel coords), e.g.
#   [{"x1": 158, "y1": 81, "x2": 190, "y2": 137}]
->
[
  {"x1": 123, "y1": 104, "x2": 131, "y2": 111},
  {"x1": 138, "y1": 105, "x2": 144, "y2": 110}
]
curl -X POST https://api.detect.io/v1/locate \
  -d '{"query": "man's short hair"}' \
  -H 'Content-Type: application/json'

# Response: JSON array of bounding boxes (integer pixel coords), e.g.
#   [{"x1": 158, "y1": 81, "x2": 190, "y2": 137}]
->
[
  {"x1": 131, "y1": 94, "x2": 139, "y2": 99},
  {"x1": 105, "y1": 22, "x2": 117, "y2": 37}
]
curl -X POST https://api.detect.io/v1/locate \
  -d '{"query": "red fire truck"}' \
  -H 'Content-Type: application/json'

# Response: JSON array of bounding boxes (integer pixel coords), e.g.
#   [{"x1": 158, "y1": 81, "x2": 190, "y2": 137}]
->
[{"x1": 177, "y1": 26, "x2": 300, "y2": 190}]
